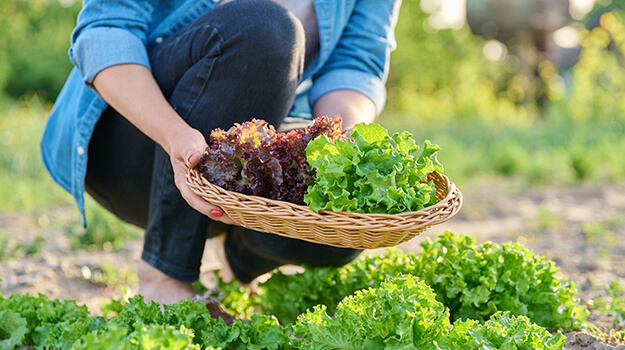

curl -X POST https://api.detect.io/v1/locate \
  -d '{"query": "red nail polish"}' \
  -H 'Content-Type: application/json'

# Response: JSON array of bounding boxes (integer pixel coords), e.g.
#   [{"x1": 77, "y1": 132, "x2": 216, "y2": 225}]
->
[
  {"x1": 186, "y1": 153, "x2": 195, "y2": 164},
  {"x1": 210, "y1": 209, "x2": 223, "y2": 217}
]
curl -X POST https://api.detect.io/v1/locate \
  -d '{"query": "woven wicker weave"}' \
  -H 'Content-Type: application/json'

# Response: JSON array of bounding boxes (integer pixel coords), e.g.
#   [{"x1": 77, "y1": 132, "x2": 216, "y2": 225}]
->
[{"x1": 186, "y1": 169, "x2": 462, "y2": 249}]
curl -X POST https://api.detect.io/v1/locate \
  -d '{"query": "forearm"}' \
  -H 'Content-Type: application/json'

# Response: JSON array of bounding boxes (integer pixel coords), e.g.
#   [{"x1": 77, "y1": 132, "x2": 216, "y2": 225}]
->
[
  {"x1": 92, "y1": 63, "x2": 189, "y2": 155},
  {"x1": 312, "y1": 89, "x2": 377, "y2": 131},
  {"x1": 92, "y1": 63, "x2": 233, "y2": 223}
]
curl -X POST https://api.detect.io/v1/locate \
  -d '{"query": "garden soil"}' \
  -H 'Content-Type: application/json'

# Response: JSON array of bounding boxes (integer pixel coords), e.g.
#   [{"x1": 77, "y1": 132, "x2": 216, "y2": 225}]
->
[{"x1": 1, "y1": 179, "x2": 625, "y2": 349}]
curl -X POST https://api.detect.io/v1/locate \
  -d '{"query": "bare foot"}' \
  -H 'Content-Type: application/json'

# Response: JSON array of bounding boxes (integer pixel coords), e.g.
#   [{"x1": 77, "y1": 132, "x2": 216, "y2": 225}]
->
[
  {"x1": 137, "y1": 260, "x2": 196, "y2": 305},
  {"x1": 138, "y1": 261, "x2": 236, "y2": 324}
]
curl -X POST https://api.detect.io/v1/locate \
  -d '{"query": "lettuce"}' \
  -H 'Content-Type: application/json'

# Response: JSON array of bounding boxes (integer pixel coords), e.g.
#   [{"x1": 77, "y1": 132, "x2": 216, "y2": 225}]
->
[
  {"x1": 0, "y1": 310, "x2": 28, "y2": 350},
  {"x1": 197, "y1": 116, "x2": 345, "y2": 205},
  {"x1": 293, "y1": 275, "x2": 566, "y2": 350},
  {"x1": 0, "y1": 293, "x2": 93, "y2": 349},
  {"x1": 254, "y1": 232, "x2": 588, "y2": 332},
  {"x1": 1, "y1": 273, "x2": 568, "y2": 349},
  {"x1": 293, "y1": 274, "x2": 451, "y2": 349},
  {"x1": 198, "y1": 314, "x2": 293, "y2": 350},
  {"x1": 304, "y1": 122, "x2": 443, "y2": 213},
  {"x1": 414, "y1": 231, "x2": 589, "y2": 331},
  {"x1": 71, "y1": 323, "x2": 200, "y2": 350},
  {"x1": 255, "y1": 248, "x2": 418, "y2": 325},
  {"x1": 467, "y1": 311, "x2": 566, "y2": 350}
]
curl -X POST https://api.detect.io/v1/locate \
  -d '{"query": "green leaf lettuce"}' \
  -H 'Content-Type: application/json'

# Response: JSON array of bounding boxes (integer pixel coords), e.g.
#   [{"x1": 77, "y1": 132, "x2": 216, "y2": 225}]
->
[{"x1": 305, "y1": 122, "x2": 443, "y2": 214}]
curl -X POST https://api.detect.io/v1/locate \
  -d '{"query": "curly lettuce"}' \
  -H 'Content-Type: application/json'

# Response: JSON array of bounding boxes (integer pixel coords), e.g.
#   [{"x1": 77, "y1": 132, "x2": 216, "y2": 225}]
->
[{"x1": 304, "y1": 122, "x2": 444, "y2": 213}]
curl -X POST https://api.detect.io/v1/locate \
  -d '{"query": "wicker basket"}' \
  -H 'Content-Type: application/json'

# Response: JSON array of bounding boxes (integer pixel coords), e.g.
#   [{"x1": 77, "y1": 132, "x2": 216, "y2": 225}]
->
[{"x1": 186, "y1": 169, "x2": 462, "y2": 249}]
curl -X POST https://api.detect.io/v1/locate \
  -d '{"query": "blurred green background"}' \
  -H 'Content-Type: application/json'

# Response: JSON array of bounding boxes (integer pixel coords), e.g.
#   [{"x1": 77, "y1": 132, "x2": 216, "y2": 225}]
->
[{"x1": 1, "y1": 0, "x2": 625, "y2": 255}]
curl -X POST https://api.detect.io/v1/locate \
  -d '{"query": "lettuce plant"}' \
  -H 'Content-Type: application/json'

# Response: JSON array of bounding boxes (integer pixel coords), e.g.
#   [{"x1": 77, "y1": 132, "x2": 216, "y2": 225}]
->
[
  {"x1": 253, "y1": 232, "x2": 588, "y2": 332},
  {"x1": 293, "y1": 275, "x2": 566, "y2": 350},
  {"x1": 254, "y1": 248, "x2": 418, "y2": 325},
  {"x1": 0, "y1": 309, "x2": 28, "y2": 350},
  {"x1": 0, "y1": 293, "x2": 97, "y2": 349},
  {"x1": 293, "y1": 274, "x2": 451, "y2": 349},
  {"x1": 1, "y1": 275, "x2": 567, "y2": 349},
  {"x1": 414, "y1": 231, "x2": 589, "y2": 331}
]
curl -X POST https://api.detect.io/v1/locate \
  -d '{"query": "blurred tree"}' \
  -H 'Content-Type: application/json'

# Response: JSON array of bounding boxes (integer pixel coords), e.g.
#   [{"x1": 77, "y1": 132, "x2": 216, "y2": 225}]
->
[
  {"x1": 385, "y1": 0, "x2": 524, "y2": 123},
  {"x1": 552, "y1": 11, "x2": 625, "y2": 124},
  {"x1": 466, "y1": 0, "x2": 571, "y2": 113},
  {"x1": 0, "y1": 0, "x2": 81, "y2": 104},
  {"x1": 585, "y1": 0, "x2": 625, "y2": 28}
]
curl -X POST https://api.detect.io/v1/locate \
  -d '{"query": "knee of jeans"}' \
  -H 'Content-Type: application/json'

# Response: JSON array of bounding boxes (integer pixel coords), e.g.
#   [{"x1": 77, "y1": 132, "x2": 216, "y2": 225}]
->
[{"x1": 230, "y1": 1, "x2": 306, "y2": 67}]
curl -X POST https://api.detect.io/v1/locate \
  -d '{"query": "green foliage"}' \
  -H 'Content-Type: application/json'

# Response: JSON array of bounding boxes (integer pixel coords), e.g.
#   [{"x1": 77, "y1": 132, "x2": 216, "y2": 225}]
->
[
  {"x1": 0, "y1": 292, "x2": 93, "y2": 349},
  {"x1": 293, "y1": 275, "x2": 451, "y2": 349},
  {"x1": 92, "y1": 295, "x2": 293, "y2": 350},
  {"x1": 0, "y1": 96, "x2": 77, "y2": 217},
  {"x1": 0, "y1": 232, "x2": 44, "y2": 262},
  {"x1": 531, "y1": 206, "x2": 563, "y2": 231},
  {"x1": 463, "y1": 311, "x2": 566, "y2": 350},
  {"x1": 0, "y1": 99, "x2": 142, "y2": 250},
  {"x1": 215, "y1": 273, "x2": 258, "y2": 318},
  {"x1": 414, "y1": 231, "x2": 589, "y2": 331},
  {"x1": 254, "y1": 232, "x2": 588, "y2": 332},
  {"x1": 0, "y1": 0, "x2": 80, "y2": 104},
  {"x1": 305, "y1": 122, "x2": 443, "y2": 213},
  {"x1": 293, "y1": 275, "x2": 565, "y2": 350},
  {"x1": 0, "y1": 309, "x2": 28, "y2": 350},
  {"x1": 550, "y1": 12, "x2": 625, "y2": 123},
  {"x1": 0, "y1": 273, "x2": 568, "y2": 349},
  {"x1": 582, "y1": 216, "x2": 622, "y2": 259},
  {"x1": 593, "y1": 281, "x2": 625, "y2": 329},
  {"x1": 72, "y1": 323, "x2": 200, "y2": 350},
  {"x1": 255, "y1": 248, "x2": 419, "y2": 325},
  {"x1": 197, "y1": 314, "x2": 293, "y2": 350},
  {"x1": 378, "y1": 110, "x2": 625, "y2": 189},
  {"x1": 379, "y1": 6, "x2": 625, "y2": 187},
  {"x1": 109, "y1": 295, "x2": 166, "y2": 331},
  {"x1": 387, "y1": 0, "x2": 524, "y2": 122}
]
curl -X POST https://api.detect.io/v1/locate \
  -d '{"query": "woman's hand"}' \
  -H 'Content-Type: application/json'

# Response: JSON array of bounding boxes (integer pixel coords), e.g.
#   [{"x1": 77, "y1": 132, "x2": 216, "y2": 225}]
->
[
  {"x1": 168, "y1": 127, "x2": 235, "y2": 225},
  {"x1": 93, "y1": 63, "x2": 234, "y2": 224}
]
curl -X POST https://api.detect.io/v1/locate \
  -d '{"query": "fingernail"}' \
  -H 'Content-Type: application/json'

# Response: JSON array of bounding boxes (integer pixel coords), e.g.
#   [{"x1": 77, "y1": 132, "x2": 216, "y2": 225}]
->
[
  {"x1": 210, "y1": 209, "x2": 223, "y2": 217},
  {"x1": 186, "y1": 153, "x2": 195, "y2": 165}
]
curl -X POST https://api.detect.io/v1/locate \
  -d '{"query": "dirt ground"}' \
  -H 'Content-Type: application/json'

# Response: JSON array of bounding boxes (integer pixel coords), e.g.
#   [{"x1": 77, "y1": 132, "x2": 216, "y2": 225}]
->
[{"x1": 1, "y1": 179, "x2": 625, "y2": 349}]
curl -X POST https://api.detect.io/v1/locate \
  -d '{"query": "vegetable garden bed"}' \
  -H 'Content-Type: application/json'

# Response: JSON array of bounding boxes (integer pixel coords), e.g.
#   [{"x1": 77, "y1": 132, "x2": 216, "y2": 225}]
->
[{"x1": 1, "y1": 180, "x2": 625, "y2": 349}]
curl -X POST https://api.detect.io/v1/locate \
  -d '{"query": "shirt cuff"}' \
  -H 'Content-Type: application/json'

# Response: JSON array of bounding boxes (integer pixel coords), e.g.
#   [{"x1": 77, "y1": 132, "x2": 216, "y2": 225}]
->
[
  {"x1": 70, "y1": 27, "x2": 151, "y2": 88},
  {"x1": 308, "y1": 69, "x2": 387, "y2": 116}
]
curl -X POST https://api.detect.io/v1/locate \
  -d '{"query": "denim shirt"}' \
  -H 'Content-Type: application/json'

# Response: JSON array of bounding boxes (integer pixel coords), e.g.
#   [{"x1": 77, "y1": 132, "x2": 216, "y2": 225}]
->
[{"x1": 41, "y1": 0, "x2": 401, "y2": 224}]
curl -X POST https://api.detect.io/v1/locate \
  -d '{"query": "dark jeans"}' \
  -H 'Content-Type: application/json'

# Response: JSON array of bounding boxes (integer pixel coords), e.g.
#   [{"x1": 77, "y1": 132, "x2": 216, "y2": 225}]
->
[{"x1": 85, "y1": 0, "x2": 361, "y2": 284}]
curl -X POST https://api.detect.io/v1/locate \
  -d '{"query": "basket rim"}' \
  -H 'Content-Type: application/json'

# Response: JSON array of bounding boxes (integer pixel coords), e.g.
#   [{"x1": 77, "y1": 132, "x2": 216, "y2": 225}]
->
[
  {"x1": 185, "y1": 168, "x2": 463, "y2": 248},
  {"x1": 186, "y1": 169, "x2": 460, "y2": 219}
]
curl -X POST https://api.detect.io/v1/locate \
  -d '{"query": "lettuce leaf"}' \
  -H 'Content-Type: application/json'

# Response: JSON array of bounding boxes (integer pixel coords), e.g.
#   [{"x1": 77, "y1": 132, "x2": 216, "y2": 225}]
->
[
  {"x1": 71, "y1": 323, "x2": 200, "y2": 350},
  {"x1": 305, "y1": 122, "x2": 443, "y2": 213},
  {"x1": 414, "y1": 231, "x2": 589, "y2": 331},
  {"x1": 197, "y1": 116, "x2": 346, "y2": 205},
  {"x1": 255, "y1": 248, "x2": 418, "y2": 325},
  {"x1": 0, "y1": 293, "x2": 92, "y2": 349},
  {"x1": 255, "y1": 232, "x2": 587, "y2": 332},
  {"x1": 293, "y1": 274, "x2": 451, "y2": 349},
  {"x1": 0, "y1": 310, "x2": 28, "y2": 350},
  {"x1": 197, "y1": 314, "x2": 292, "y2": 350},
  {"x1": 469, "y1": 311, "x2": 566, "y2": 350}
]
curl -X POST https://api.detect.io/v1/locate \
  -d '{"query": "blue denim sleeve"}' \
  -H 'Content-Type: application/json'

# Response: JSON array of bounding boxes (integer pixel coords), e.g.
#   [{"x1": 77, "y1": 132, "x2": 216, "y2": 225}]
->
[
  {"x1": 309, "y1": 0, "x2": 402, "y2": 115},
  {"x1": 69, "y1": 0, "x2": 158, "y2": 87}
]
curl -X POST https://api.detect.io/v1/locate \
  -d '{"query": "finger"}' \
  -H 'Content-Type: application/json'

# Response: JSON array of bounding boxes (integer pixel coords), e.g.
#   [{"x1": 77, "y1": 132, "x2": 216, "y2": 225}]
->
[
  {"x1": 184, "y1": 133, "x2": 208, "y2": 168},
  {"x1": 180, "y1": 182, "x2": 235, "y2": 225},
  {"x1": 185, "y1": 151, "x2": 203, "y2": 168}
]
